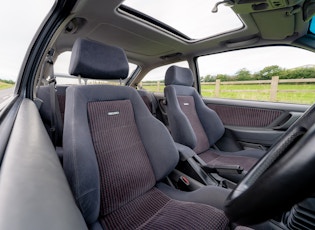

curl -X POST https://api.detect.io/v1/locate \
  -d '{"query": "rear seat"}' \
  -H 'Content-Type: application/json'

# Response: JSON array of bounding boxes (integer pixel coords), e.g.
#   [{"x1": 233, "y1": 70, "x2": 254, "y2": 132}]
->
[
  {"x1": 137, "y1": 89, "x2": 158, "y2": 116},
  {"x1": 37, "y1": 85, "x2": 67, "y2": 146}
]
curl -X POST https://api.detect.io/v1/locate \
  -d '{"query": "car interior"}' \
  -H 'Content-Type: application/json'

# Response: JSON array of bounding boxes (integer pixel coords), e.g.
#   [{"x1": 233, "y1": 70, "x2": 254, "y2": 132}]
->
[{"x1": 1, "y1": 0, "x2": 315, "y2": 229}]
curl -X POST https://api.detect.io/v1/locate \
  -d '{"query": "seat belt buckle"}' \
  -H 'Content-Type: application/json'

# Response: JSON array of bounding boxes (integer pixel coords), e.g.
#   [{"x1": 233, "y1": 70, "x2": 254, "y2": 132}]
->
[
  {"x1": 179, "y1": 176, "x2": 190, "y2": 186},
  {"x1": 177, "y1": 176, "x2": 191, "y2": 191}
]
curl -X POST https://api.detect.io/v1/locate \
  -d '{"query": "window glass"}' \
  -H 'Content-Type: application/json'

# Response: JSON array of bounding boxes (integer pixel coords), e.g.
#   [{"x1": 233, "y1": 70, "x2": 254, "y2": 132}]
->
[
  {"x1": 121, "y1": 0, "x2": 243, "y2": 40},
  {"x1": 140, "y1": 61, "x2": 189, "y2": 93},
  {"x1": 54, "y1": 51, "x2": 138, "y2": 85},
  {"x1": 197, "y1": 46, "x2": 315, "y2": 104},
  {"x1": 0, "y1": 0, "x2": 54, "y2": 108}
]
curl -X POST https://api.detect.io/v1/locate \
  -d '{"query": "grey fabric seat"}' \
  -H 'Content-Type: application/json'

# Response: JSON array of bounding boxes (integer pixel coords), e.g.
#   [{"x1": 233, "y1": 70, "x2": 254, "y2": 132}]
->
[
  {"x1": 37, "y1": 85, "x2": 159, "y2": 146},
  {"x1": 63, "y1": 38, "x2": 236, "y2": 229},
  {"x1": 164, "y1": 65, "x2": 266, "y2": 172}
]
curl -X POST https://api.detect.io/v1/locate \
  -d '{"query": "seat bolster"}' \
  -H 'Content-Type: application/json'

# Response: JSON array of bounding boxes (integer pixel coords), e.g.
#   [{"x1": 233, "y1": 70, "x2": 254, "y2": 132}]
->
[
  {"x1": 63, "y1": 86, "x2": 100, "y2": 225},
  {"x1": 132, "y1": 89, "x2": 179, "y2": 181},
  {"x1": 174, "y1": 142, "x2": 196, "y2": 161},
  {"x1": 137, "y1": 116, "x2": 179, "y2": 181},
  {"x1": 193, "y1": 90, "x2": 225, "y2": 146},
  {"x1": 156, "y1": 182, "x2": 230, "y2": 210},
  {"x1": 89, "y1": 220, "x2": 103, "y2": 230},
  {"x1": 164, "y1": 86, "x2": 197, "y2": 149}
]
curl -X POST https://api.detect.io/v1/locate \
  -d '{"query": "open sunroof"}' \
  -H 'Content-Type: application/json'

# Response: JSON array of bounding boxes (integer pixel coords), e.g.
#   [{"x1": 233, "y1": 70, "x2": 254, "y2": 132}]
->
[{"x1": 121, "y1": 0, "x2": 243, "y2": 40}]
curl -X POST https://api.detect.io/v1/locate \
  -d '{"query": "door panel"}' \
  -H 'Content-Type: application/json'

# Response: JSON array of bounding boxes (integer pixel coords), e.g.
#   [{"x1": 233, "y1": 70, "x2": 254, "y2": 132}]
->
[
  {"x1": 0, "y1": 99, "x2": 87, "y2": 230},
  {"x1": 206, "y1": 103, "x2": 285, "y2": 128},
  {"x1": 203, "y1": 98, "x2": 309, "y2": 149},
  {"x1": 151, "y1": 93, "x2": 308, "y2": 150}
]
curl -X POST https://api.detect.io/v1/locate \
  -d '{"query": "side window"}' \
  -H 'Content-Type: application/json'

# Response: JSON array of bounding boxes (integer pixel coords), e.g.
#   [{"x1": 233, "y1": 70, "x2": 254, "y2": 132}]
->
[
  {"x1": 54, "y1": 51, "x2": 138, "y2": 85},
  {"x1": 197, "y1": 46, "x2": 315, "y2": 104},
  {"x1": 0, "y1": 0, "x2": 54, "y2": 109},
  {"x1": 140, "y1": 61, "x2": 189, "y2": 93}
]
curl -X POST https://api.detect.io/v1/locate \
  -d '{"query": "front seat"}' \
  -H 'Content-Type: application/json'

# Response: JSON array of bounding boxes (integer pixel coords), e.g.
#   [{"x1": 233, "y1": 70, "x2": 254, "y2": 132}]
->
[
  {"x1": 63, "y1": 38, "x2": 238, "y2": 229},
  {"x1": 164, "y1": 65, "x2": 266, "y2": 172}
]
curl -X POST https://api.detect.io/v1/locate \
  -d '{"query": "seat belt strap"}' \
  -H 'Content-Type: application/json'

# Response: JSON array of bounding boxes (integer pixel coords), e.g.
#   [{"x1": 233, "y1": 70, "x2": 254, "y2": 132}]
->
[
  {"x1": 47, "y1": 58, "x2": 57, "y2": 146},
  {"x1": 151, "y1": 93, "x2": 158, "y2": 117}
]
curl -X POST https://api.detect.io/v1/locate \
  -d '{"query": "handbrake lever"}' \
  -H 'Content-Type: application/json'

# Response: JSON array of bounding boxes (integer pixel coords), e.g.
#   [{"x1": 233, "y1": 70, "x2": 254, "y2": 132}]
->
[{"x1": 201, "y1": 164, "x2": 244, "y2": 175}]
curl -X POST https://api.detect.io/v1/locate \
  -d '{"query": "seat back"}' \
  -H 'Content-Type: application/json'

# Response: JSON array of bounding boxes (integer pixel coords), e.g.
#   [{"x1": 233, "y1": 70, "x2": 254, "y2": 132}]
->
[
  {"x1": 164, "y1": 65, "x2": 225, "y2": 154},
  {"x1": 137, "y1": 89, "x2": 158, "y2": 115},
  {"x1": 37, "y1": 85, "x2": 160, "y2": 148},
  {"x1": 63, "y1": 38, "x2": 179, "y2": 227}
]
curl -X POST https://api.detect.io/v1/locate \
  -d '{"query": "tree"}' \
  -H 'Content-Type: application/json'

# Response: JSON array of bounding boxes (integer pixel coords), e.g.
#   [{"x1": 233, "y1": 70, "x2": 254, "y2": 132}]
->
[
  {"x1": 203, "y1": 75, "x2": 215, "y2": 82},
  {"x1": 235, "y1": 68, "x2": 252, "y2": 81},
  {"x1": 258, "y1": 65, "x2": 283, "y2": 80},
  {"x1": 216, "y1": 74, "x2": 230, "y2": 81},
  {"x1": 0, "y1": 78, "x2": 15, "y2": 84},
  {"x1": 283, "y1": 67, "x2": 315, "y2": 79}
]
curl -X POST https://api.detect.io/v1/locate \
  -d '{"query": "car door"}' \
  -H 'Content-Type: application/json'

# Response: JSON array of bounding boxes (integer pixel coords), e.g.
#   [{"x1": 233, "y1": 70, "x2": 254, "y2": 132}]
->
[
  {"x1": 197, "y1": 46, "x2": 315, "y2": 150},
  {"x1": 0, "y1": 1, "x2": 88, "y2": 229},
  {"x1": 149, "y1": 86, "x2": 308, "y2": 151}
]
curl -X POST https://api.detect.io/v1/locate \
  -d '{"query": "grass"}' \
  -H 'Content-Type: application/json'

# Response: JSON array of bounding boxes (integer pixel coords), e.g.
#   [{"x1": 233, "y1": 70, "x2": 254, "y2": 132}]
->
[
  {"x1": 141, "y1": 85, "x2": 165, "y2": 93},
  {"x1": 0, "y1": 81, "x2": 14, "y2": 90},
  {"x1": 141, "y1": 83, "x2": 315, "y2": 105}
]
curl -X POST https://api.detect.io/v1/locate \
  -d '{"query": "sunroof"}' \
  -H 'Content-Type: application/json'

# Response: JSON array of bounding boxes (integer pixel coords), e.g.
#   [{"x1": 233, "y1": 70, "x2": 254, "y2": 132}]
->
[{"x1": 121, "y1": 0, "x2": 243, "y2": 40}]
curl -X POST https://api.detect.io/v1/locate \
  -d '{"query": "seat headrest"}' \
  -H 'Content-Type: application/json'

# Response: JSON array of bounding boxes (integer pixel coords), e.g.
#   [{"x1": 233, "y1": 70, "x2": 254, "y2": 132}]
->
[
  {"x1": 165, "y1": 65, "x2": 194, "y2": 86},
  {"x1": 69, "y1": 38, "x2": 129, "y2": 80}
]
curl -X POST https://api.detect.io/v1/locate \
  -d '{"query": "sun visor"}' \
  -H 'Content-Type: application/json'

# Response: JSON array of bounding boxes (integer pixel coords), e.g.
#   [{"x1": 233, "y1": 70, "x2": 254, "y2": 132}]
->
[
  {"x1": 303, "y1": 0, "x2": 315, "y2": 21},
  {"x1": 252, "y1": 8, "x2": 295, "y2": 40}
]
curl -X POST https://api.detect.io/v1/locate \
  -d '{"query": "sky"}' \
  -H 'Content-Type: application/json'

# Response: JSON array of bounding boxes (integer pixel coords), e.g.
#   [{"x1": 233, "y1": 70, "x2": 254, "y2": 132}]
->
[
  {"x1": 0, "y1": 0, "x2": 55, "y2": 81},
  {"x1": 198, "y1": 46, "x2": 315, "y2": 77},
  {"x1": 1, "y1": 0, "x2": 315, "y2": 82},
  {"x1": 123, "y1": 0, "x2": 243, "y2": 39}
]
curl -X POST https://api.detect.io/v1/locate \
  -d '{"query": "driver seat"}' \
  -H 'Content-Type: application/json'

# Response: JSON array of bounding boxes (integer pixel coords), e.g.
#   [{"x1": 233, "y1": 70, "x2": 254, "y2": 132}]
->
[{"x1": 63, "y1": 38, "x2": 235, "y2": 229}]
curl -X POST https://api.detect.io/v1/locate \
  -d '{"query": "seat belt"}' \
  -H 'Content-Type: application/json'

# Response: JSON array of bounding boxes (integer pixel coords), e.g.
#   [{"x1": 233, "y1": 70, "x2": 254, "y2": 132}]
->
[
  {"x1": 47, "y1": 56, "x2": 58, "y2": 146},
  {"x1": 35, "y1": 49, "x2": 63, "y2": 148},
  {"x1": 150, "y1": 93, "x2": 158, "y2": 117}
]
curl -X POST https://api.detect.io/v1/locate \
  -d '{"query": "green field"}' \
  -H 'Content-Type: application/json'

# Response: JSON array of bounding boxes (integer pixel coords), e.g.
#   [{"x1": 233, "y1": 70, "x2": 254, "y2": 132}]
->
[
  {"x1": 0, "y1": 81, "x2": 14, "y2": 90},
  {"x1": 141, "y1": 83, "x2": 315, "y2": 105}
]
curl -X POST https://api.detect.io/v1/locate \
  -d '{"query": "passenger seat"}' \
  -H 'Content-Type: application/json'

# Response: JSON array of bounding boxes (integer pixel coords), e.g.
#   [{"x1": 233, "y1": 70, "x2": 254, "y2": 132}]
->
[{"x1": 164, "y1": 65, "x2": 265, "y2": 173}]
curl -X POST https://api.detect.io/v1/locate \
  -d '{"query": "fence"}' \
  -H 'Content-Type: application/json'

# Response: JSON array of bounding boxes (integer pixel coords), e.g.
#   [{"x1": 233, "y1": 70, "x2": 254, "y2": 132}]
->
[
  {"x1": 141, "y1": 77, "x2": 315, "y2": 104},
  {"x1": 206, "y1": 76, "x2": 315, "y2": 102}
]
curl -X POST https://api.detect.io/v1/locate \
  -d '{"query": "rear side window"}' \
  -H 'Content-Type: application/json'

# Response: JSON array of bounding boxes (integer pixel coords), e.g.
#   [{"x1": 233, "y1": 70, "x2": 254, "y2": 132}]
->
[
  {"x1": 197, "y1": 46, "x2": 315, "y2": 104},
  {"x1": 140, "y1": 61, "x2": 189, "y2": 93}
]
